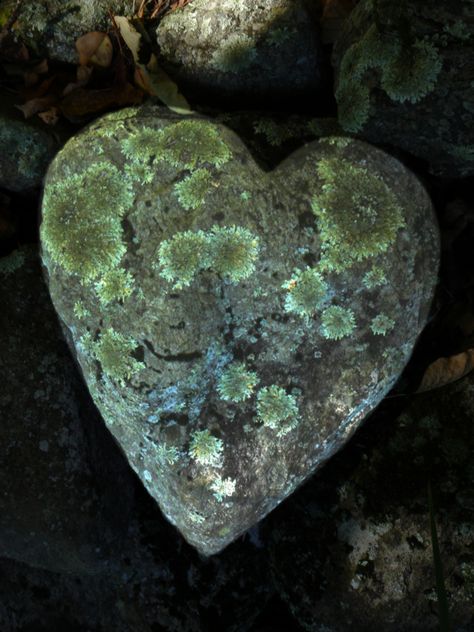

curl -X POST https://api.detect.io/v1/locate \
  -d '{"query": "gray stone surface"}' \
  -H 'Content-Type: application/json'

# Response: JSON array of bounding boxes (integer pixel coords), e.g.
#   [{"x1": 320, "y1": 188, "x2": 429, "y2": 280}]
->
[
  {"x1": 0, "y1": 245, "x2": 134, "y2": 574},
  {"x1": 266, "y1": 373, "x2": 474, "y2": 631},
  {"x1": 156, "y1": 0, "x2": 322, "y2": 107},
  {"x1": 40, "y1": 105, "x2": 439, "y2": 556},
  {"x1": 0, "y1": 509, "x2": 271, "y2": 632},
  {"x1": 0, "y1": 101, "x2": 59, "y2": 192},
  {"x1": 14, "y1": 0, "x2": 130, "y2": 64},
  {"x1": 332, "y1": 0, "x2": 474, "y2": 177}
]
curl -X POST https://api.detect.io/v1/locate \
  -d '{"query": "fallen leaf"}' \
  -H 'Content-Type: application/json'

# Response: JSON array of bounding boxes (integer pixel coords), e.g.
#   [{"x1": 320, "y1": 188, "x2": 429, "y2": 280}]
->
[
  {"x1": 114, "y1": 15, "x2": 191, "y2": 114},
  {"x1": 76, "y1": 31, "x2": 113, "y2": 67},
  {"x1": 416, "y1": 349, "x2": 474, "y2": 393},
  {"x1": 15, "y1": 95, "x2": 57, "y2": 118},
  {"x1": 38, "y1": 106, "x2": 60, "y2": 125},
  {"x1": 59, "y1": 83, "x2": 143, "y2": 120},
  {"x1": 62, "y1": 64, "x2": 93, "y2": 96},
  {"x1": 113, "y1": 17, "x2": 141, "y2": 64}
]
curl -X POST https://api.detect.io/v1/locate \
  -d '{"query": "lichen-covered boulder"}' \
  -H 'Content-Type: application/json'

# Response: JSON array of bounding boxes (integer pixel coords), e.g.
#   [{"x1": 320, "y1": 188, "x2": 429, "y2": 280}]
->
[
  {"x1": 0, "y1": 245, "x2": 135, "y2": 574},
  {"x1": 40, "y1": 105, "x2": 439, "y2": 555},
  {"x1": 266, "y1": 373, "x2": 474, "y2": 631},
  {"x1": 13, "y1": 0, "x2": 130, "y2": 64},
  {"x1": 156, "y1": 0, "x2": 322, "y2": 107},
  {"x1": 0, "y1": 105, "x2": 59, "y2": 192},
  {"x1": 332, "y1": 0, "x2": 474, "y2": 177}
]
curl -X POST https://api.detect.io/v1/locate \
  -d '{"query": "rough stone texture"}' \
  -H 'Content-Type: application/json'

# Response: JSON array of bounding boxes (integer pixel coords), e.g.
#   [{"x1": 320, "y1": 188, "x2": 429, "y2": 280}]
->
[
  {"x1": 40, "y1": 105, "x2": 439, "y2": 555},
  {"x1": 0, "y1": 245, "x2": 135, "y2": 574},
  {"x1": 156, "y1": 0, "x2": 322, "y2": 108},
  {"x1": 14, "y1": 0, "x2": 130, "y2": 64},
  {"x1": 265, "y1": 373, "x2": 474, "y2": 631},
  {"x1": 0, "y1": 496, "x2": 272, "y2": 632},
  {"x1": 332, "y1": 0, "x2": 474, "y2": 177},
  {"x1": 0, "y1": 100, "x2": 59, "y2": 192}
]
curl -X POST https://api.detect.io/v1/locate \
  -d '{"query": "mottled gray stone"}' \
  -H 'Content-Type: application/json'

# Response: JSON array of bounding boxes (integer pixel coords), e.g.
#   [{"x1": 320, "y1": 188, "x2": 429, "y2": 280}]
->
[
  {"x1": 40, "y1": 105, "x2": 439, "y2": 555},
  {"x1": 14, "y1": 0, "x2": 130, "y2": 64},
  {"x1": 0, "y1": 245, "x2": 134, "y2": 574},
  {"x1": 0, "y1": 511, "x2": 271, "y2": 632},
  {"x1": 156, "y1": 0, "x2": 322, "y2": 107},
  {"x1": 332, "y1": 0, "x2": 474, "y2": 177},
  {"x1": 0, "y1": 102, "x2": 59, "y2": 192},
  {"x1": 266, "y1": 374, "x2": 474, "y2": 631}
]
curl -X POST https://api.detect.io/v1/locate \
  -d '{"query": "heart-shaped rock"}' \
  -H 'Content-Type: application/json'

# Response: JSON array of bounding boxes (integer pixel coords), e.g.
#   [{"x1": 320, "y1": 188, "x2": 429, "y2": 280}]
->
[{"x1": 40, "y1": 106, "x2": 439, "y2": 555}]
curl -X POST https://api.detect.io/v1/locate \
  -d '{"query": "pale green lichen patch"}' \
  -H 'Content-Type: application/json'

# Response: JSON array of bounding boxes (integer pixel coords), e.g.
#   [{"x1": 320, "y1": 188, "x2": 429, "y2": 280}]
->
[
  {"x1": 320, "y1": 305, "x2": 356, "y2": 340},
  {"x1": 282, "y1": 267, "x2": 329, "y2": 319},
  {"x1": 0, "y1": 249, "x2": 26, "y2": 276},
  {"x1": 311, "y1": 158, "x2": 405, "y2": 271},
  {"x1": 363, "y1": 266, "x2": 388, "y2": 289},
  {"x1": 336, "y1": 22, "x2": 442, "y2": 132},
  {"x1": 121, "y1": 127, "x2": 164, "y2": 161},
  {"x1": 156, "y1": 225, "x2": 259, "y2": 288},
  {"x1": 380, "y1": 39, "x2": 443, "y2": 104},
  {"x1": 189, "y1": 429, "x2": 224, "y2": 467},
  {"x1": 370, "y1": 313, "x2": 396, "y2": 335},
  {"x1": 157, "y1": 229, "x2": 210, "y2": 289},
  {"x1": 73, "y1": 300, "x2": 90, "y2": 319},
  {"x1": 210, "y1": 34, "x2": 257, "y2": 73},
  {"x1": 174, "y1": 168, "x2": 214, "y2": 210},
  {"x1": 156, "y1": 442, "x2": 181, "y2": 465},
  {"x1": 256, "y1": 385, "x2": 300, "y2": 437},
  {"x1": 210, "y1": 475, "x2": 236, "y2": 502},
  {"x1": 209, "y1": 225, "x2": 260, "y2": 283},
  {"x1": 41, "y1": 161, "x2": 134, "y2": 282},
  {"x1": 217, "y1": 362, "x2": 259, "y2": 403},
  {"x1": 95, "y1": 268, "x2": 134, "y2": 305},
  {"x1": 90, "y1": 329, "x2": 144, "y2": 385},
  {"x1": 157, "y1": 120, "x2": 232, "y2": 170}
]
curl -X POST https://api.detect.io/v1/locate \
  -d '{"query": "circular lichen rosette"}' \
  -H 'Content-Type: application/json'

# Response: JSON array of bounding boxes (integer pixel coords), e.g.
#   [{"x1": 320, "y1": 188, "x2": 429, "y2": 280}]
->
[{"x1": 40, "y1": 106, "x2": 439, "y2": 555}]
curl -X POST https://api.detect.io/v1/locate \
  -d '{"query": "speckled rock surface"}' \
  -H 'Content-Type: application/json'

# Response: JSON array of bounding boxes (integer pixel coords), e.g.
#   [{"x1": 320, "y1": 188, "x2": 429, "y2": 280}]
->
[
  {"x1": 332, "y1": 0, "x2": 474, "y2": 177},
  {"x1": 156, "y1": 0, "x2": 322, "y2": 107},
  {"x1": 40, "y1": 105, "x2": 439, "y2": 555},
  {"x1": 265, "y1": 373, "x2": 474, "y2": 631},
  {"x1": 14, "y1": 0, "x2": 130, "y2": 64},
  {"x1": 0, "y1": 245, "x2": 134, "y2": 574},
  {"x1": 0, "y1": 103, "x2": 59, "y2": 192},
  {"x1": 0, "y1": 498, "x2": 271, "y2": 632}
]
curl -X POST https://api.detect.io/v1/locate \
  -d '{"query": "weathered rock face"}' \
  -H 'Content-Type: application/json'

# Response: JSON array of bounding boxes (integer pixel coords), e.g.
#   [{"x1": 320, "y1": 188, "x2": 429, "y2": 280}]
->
[
  {"x1": 40, "y1": 105, "x2": 439, "y2": 555},
  {"x1": 332, "y1": 0, "x2": 474, "y2": 177},
  {"x1": 0, "y1": 105, "x2": 58, "y2": 192},
  {"x1": 156, "y1": 0, "x2": 322, "y2": 108},
  {"x1": 0, "y1": 245, "x2": 135, "y2": 574},
  {"x1": 14, "y1": 0, "x2": 130, "y2": 64},
  {"x1": 265, "y1": 373, "x2": 474, "y2": 631}
]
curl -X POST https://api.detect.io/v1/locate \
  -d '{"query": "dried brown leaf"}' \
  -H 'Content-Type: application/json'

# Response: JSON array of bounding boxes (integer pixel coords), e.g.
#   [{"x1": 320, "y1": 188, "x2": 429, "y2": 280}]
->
[
  {"x1": 59, "y1": 83, "x2": 143, "y2": 120},
  {"x1": 114, "y1": 15, "x2": 191, "y2": 114},
  {"x1": 416, "y1": 349, "x2": 474, "y2": 393},
  {"x1": 38, "y1": 106, "x2": 60, "y2": 126},
  {"x1": 62, "y1": 64, "x2": 93, "y2": 96},
  {"x1": 15, "y1": 95, "x2": 56, "y2": 118},
  {"x1": 76, "y1": 31, "x2": 113, "y2": 67}
]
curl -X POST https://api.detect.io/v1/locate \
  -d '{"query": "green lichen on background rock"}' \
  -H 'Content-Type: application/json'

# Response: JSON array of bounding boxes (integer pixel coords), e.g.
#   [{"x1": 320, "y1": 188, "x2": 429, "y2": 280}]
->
[
  {"x1": 40, "y1": 106, "x2": 439, "y2": 555},
  {"x1": 332, "y1": 0, "x2": 474, "y2": 177},
  {"x1": 156, "y1": 0, "x2": 322, "y2": 106}
]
